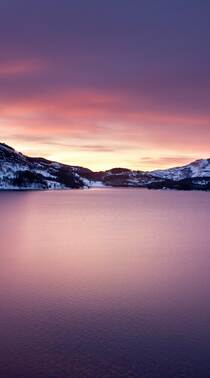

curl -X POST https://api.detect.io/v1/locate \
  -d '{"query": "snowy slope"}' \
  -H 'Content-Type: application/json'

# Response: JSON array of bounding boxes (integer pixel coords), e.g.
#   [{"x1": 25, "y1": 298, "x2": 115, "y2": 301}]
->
[
  {"x1": 0, "y1": 143, "x2": 210, "y2": 191},
  {"x1": 150, "y1": 159, "x2": 210, "y2": 180},
  {"x1": 0, "y1": 143, "x2": 84, "y2": 190}
]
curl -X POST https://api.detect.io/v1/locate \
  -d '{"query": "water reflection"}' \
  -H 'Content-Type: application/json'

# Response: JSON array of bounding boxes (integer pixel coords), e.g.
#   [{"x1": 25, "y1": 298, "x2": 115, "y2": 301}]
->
[{"x1": 0, "y1": 189, "x2": 210, "y2": 377}]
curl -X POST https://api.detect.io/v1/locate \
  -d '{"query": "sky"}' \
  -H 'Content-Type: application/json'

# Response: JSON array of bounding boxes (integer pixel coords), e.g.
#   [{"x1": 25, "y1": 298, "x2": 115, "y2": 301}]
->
[{"x1": 0, "y1": 0, "x2": 210, "y2": 170}]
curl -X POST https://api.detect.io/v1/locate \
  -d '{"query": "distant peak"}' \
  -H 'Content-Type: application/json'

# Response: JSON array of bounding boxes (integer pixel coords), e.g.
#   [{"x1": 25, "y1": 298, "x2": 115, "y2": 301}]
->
[{"x1": 105, "y1": 168, "x2": 131, "y2": 174}]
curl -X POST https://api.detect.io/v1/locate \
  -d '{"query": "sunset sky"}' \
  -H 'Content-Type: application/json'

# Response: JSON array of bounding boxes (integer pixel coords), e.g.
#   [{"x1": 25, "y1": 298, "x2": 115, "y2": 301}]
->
[{"x1": 0, "y1": 0, "x2": 209, "y2": 170}]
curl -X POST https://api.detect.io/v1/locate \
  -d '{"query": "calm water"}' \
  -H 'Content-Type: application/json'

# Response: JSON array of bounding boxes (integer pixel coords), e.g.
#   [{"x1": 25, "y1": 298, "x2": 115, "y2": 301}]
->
[{"x1": 0, "y1": 189, "x2": 210, "y2": 378}]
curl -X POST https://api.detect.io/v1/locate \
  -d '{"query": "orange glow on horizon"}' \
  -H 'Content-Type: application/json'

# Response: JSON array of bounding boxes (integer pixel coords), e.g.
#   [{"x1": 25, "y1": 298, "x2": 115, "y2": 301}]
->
[{"x1": 1, "y1": 89, "x2": 209, "y2": 171}]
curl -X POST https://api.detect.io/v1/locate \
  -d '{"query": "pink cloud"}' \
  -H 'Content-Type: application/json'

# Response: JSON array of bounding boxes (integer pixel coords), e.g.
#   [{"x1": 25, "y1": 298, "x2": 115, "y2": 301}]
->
[
  {"x1": 0, "y1": 59, "x2": 45, "y2": 77},
  {"x1": 1, "y1": 87, "x2": 209, "y2": 169}
]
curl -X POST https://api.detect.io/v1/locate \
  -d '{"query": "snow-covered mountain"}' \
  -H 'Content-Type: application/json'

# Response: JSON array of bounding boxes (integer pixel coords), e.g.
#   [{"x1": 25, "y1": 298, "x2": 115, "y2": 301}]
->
[
  {"x1": 0, "y1": 143, "x2": 210, "y2": 191},
  {"x1": 151, "y1": 159, "x2": 210, "y2": 180},
  {"x1": 0, "y1": 143, "x2": 89, "y2": 190}
]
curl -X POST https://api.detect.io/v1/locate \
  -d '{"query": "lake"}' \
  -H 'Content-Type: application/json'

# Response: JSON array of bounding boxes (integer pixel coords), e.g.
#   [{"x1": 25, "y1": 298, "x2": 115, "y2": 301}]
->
[{"x1": 0, "y1": 188, "x2": 210, "y2": 377}]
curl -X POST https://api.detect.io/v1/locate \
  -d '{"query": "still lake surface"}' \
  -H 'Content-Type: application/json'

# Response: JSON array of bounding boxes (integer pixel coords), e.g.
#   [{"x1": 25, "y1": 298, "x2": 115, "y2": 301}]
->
[{"x1": 0, "y1": 188, "x2": 210, "y2": 378}]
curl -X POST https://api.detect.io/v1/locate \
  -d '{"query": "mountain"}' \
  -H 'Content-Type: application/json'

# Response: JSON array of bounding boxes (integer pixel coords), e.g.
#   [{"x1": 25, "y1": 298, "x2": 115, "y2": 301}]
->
[
  {"x1": 151, "y1": 159, "x2": 210, "y2": 180},
  {"x1": 0, "y1": 143, "x2": 88, "y2": 190},
  {"x1": 0, "y1": 142, "x2": 210, "y2": 191}
]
